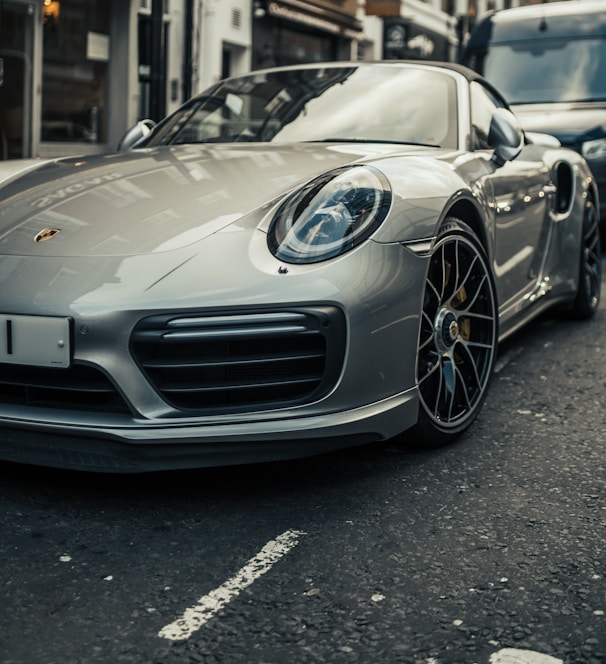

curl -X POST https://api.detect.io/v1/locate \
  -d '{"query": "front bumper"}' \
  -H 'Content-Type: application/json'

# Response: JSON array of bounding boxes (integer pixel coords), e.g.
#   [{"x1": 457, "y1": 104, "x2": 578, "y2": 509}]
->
[
  {"x1": 0, "y1": 388, "x2": 418, "y2": 472},
  {"x1": 0, "y1": 235, "x2": 428, "y2": 472}
]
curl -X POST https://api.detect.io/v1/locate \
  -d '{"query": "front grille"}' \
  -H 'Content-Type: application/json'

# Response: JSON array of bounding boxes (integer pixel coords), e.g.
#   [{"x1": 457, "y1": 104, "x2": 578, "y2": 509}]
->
[
  {"x1": 0, "y1": 363, "x2": 132, "y2": 414},
  {"x1": 130, "y1": 307, "x2": 346, "y2": 413}
]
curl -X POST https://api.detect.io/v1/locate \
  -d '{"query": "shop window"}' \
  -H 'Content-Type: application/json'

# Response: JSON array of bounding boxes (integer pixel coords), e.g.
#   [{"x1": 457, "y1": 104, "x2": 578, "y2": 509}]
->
[
  {"x1": 42, "y1": 0, "x2": 109, "y2": 144},
  {"x1": 0, "y1": 1, "x2": 34, "y2": 159},
  {"x1": 276, "y1": 28, "x2": 335, "y2": 66}
]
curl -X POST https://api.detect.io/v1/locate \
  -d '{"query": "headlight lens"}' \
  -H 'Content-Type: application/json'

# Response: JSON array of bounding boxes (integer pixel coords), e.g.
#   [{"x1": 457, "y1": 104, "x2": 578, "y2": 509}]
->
[
  {"x1": 582, "y1": 137, "x2": 606, "y2": 161},
  {"x1": 268, "y1": 165, "x2": 392, "y2": 264}
]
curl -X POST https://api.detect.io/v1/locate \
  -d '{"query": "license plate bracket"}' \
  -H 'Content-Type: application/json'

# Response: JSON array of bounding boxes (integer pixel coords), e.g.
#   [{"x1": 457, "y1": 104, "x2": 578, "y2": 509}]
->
[{"x1": 0, "y1": 315, "x2": 71, "y2": 367}]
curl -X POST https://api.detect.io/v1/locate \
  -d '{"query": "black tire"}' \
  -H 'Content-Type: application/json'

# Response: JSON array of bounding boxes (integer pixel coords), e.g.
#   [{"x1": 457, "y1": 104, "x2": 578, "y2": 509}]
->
[
  {"x1": 569, "y1": 197, "x2": 601, "y2": 320},
  {"x1": 408, "y1": 218, "x2": 498, "y2": 448}
]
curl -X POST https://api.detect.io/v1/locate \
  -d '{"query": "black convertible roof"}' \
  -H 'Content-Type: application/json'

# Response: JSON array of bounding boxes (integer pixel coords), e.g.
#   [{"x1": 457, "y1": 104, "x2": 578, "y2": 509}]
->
[{"x1": 248, "y1": 59, "x2": 488, "y2": 84}]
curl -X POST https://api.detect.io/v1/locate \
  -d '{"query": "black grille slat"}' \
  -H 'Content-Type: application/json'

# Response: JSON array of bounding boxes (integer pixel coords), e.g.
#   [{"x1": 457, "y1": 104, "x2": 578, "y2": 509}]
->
[
  {"x1": 141, "y1": 348, "x2": 325, "y2": 370},
  {"x1": 0, "y1": 364, "x2": 131, "y2": 414},
  {"x1": 130, "y1": 307, "x2": 346, "y2": 413},
  {"x1": 163, "y1": 376, "x2": 320, "y2": 394}
]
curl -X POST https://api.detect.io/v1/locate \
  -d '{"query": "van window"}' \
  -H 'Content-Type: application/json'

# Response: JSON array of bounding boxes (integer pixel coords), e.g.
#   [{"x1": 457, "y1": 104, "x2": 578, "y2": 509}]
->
[{"x1": 479, "y1": 37, "x2": 606, "y2": 104}]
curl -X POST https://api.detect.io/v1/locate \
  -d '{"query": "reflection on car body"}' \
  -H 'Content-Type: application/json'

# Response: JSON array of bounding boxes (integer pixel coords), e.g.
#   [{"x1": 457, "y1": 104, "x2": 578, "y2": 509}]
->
[{"x1": 0, "y1": 61, "x2": 600, "y2": 472}]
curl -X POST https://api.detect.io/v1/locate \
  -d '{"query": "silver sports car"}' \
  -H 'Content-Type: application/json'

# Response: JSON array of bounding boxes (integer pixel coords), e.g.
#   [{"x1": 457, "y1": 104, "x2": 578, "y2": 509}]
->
[{"x1": 0, "y1": 62, "x2": 600, "y2": 472}]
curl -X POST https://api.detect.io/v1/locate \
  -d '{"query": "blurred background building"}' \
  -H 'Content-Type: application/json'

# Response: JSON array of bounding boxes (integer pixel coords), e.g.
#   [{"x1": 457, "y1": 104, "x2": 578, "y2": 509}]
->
[{"x1": 0, "y1": 0, "x2": 574, "y2": 160}]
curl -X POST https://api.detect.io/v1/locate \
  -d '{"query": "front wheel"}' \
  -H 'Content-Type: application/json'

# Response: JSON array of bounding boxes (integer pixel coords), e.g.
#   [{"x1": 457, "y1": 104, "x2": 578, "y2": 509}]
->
[{"x1": 409, "y1": 219, "x2": 498, "y2": 448}]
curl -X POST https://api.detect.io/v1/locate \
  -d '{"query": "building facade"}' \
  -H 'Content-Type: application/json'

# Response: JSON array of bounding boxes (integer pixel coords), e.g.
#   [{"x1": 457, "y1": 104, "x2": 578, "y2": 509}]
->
[
  {"x1": 0, "y1": 0, "x2": 567, "y2": 161},
  {"x1": 0, "y1": 0, "x2": 189, "y2": 160}
]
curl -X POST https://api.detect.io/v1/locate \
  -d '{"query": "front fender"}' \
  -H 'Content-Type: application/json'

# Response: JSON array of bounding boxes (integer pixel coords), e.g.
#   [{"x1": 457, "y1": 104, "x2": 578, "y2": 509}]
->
[{"x1": 371, "y1": 156, "x2": 489, "y2": 243}]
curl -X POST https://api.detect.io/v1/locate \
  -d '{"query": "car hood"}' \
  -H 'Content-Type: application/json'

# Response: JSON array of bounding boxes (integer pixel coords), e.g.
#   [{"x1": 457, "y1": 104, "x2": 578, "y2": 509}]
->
[
  {"x1": 0, "y1": 158, "x2": 54, "y2": 185},
  {"x1": 0, "y1": 143, "x2": 415, "y2": 258},
  {"x1": 511, "y1": 102, "x2": 606, "y2": 144}
]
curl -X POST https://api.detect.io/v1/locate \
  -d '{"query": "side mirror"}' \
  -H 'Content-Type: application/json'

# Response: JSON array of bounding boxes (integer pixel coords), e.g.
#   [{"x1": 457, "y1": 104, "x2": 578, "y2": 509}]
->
[
  {"x1": 489, "y1": 108, "x2": 524, "y2": 166},
  {"x1": 117, "y1": 119, "x2": 156, "y2": 151}
]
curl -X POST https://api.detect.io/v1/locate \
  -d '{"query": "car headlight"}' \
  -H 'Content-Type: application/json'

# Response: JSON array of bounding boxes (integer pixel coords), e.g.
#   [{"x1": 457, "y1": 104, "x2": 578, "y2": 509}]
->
[
  {"x1": 582, "y1": 137, "x2": 606, "y2": 161},
  {"x1": 268, "y1": 165, "x2": 392, "y2": 264}
]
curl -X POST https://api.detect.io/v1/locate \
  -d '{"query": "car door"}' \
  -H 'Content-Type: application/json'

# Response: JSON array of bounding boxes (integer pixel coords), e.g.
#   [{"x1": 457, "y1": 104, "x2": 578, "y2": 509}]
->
[{"x1": 470, "y1": 81, "x2": 553, "y2": 312}]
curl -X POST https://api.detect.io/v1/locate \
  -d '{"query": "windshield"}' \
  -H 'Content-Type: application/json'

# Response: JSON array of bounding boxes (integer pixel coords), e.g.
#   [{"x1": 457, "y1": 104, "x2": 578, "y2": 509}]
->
[
  {"x1": 145, "y1": 65, "x2": 458, "y2": 149},
  {"x1": 482, "y1": 38, "x2": 606, "y2": 104}
]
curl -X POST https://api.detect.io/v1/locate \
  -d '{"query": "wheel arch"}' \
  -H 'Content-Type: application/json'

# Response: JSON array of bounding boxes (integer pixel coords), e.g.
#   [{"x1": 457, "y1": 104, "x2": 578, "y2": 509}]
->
[{"x1": 443, "y1": 197, "x2": 489, "y2": 254}]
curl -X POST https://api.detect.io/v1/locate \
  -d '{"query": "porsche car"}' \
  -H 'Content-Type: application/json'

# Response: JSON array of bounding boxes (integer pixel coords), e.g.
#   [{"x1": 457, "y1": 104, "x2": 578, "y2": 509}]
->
[{"x1": 0, "y1": 62, "x2": 600, "y2": 473}]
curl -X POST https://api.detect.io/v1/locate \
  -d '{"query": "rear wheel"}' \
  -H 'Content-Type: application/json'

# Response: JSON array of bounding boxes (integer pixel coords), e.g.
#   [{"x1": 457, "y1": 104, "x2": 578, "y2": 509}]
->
[
  {"x1": 570, "y1": 197, "x2": 601, "y2": 319},
  {"x1": 409, "y1": 219, "x2": 498, "y2": 447}
]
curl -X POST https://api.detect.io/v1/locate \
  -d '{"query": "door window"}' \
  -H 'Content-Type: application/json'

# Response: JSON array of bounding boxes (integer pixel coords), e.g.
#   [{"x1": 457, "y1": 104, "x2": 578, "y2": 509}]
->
[{"x1": 470, "y1": 81, "x2": 505, "y2": 151}]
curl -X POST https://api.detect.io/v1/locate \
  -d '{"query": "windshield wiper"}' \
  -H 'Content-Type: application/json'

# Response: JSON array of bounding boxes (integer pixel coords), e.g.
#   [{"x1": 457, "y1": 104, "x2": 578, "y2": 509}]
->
[
  {"x1": 566, "y1": 96, "x2": 606, "y2": 103},
  {"x1": 513, "y1": 96, "x2": 606, "y2": 105},
  {"x1": 308, "y1": 138, "x2": 440, "y2": 148}
]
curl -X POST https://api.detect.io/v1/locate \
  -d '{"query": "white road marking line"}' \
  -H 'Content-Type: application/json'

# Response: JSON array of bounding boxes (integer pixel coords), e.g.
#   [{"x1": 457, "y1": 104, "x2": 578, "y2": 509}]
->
[
  {"x1": 158, "y1": 529, "x2": 305, "y2": 642},
  {"x1": 489, "y1": 648, "x2": 563, "y2": 664},
  {"x1": 426, "y1": 650, "x2": 563, "y2": 664}
]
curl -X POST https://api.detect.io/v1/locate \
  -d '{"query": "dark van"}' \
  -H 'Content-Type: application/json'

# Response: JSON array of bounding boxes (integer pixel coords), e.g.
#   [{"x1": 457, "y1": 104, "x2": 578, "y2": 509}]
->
[{"x1": 461, "y1": 0, "x2": 606, "y2": 229}]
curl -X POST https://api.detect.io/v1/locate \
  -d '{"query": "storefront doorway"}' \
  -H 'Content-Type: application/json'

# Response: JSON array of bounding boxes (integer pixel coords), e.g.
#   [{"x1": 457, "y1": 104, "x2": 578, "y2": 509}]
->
[
  {"x1": 41, "y1": 0, "x2": 110, "y2": 147},
  {"x1": 0, "y1": 1, "x2": 34, "y2": 159}
]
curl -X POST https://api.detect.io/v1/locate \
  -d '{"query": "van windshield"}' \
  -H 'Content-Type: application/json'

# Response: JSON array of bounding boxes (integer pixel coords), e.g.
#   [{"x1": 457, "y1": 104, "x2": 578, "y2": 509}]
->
[{"x1": 482, "y1": 38, "x2": 606, "y2": 104}]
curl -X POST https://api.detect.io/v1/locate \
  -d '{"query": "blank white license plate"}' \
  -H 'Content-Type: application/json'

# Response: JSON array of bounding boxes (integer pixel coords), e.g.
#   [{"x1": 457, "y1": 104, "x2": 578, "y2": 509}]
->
[{"x1": 0, "y1": 315, "x2": 71, "y2": 368}]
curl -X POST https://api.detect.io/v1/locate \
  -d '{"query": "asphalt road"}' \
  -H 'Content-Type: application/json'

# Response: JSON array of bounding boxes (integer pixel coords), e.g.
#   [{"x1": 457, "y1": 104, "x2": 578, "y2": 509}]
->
[{"x1": 1, "y1": 269, "x2": 605, "y2": 664}]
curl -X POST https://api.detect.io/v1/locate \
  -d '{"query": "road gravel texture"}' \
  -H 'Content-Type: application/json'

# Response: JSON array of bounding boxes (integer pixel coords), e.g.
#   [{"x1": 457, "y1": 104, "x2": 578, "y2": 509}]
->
[{"x1": 0, "y1": 271, "x2": 605, "y2": 664}]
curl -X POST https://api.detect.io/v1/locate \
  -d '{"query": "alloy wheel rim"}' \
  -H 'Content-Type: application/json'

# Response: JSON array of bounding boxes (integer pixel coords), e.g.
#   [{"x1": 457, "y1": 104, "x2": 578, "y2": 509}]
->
[{"x1": 417, "y1": 234, "x2": 497, "y2": 428}]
